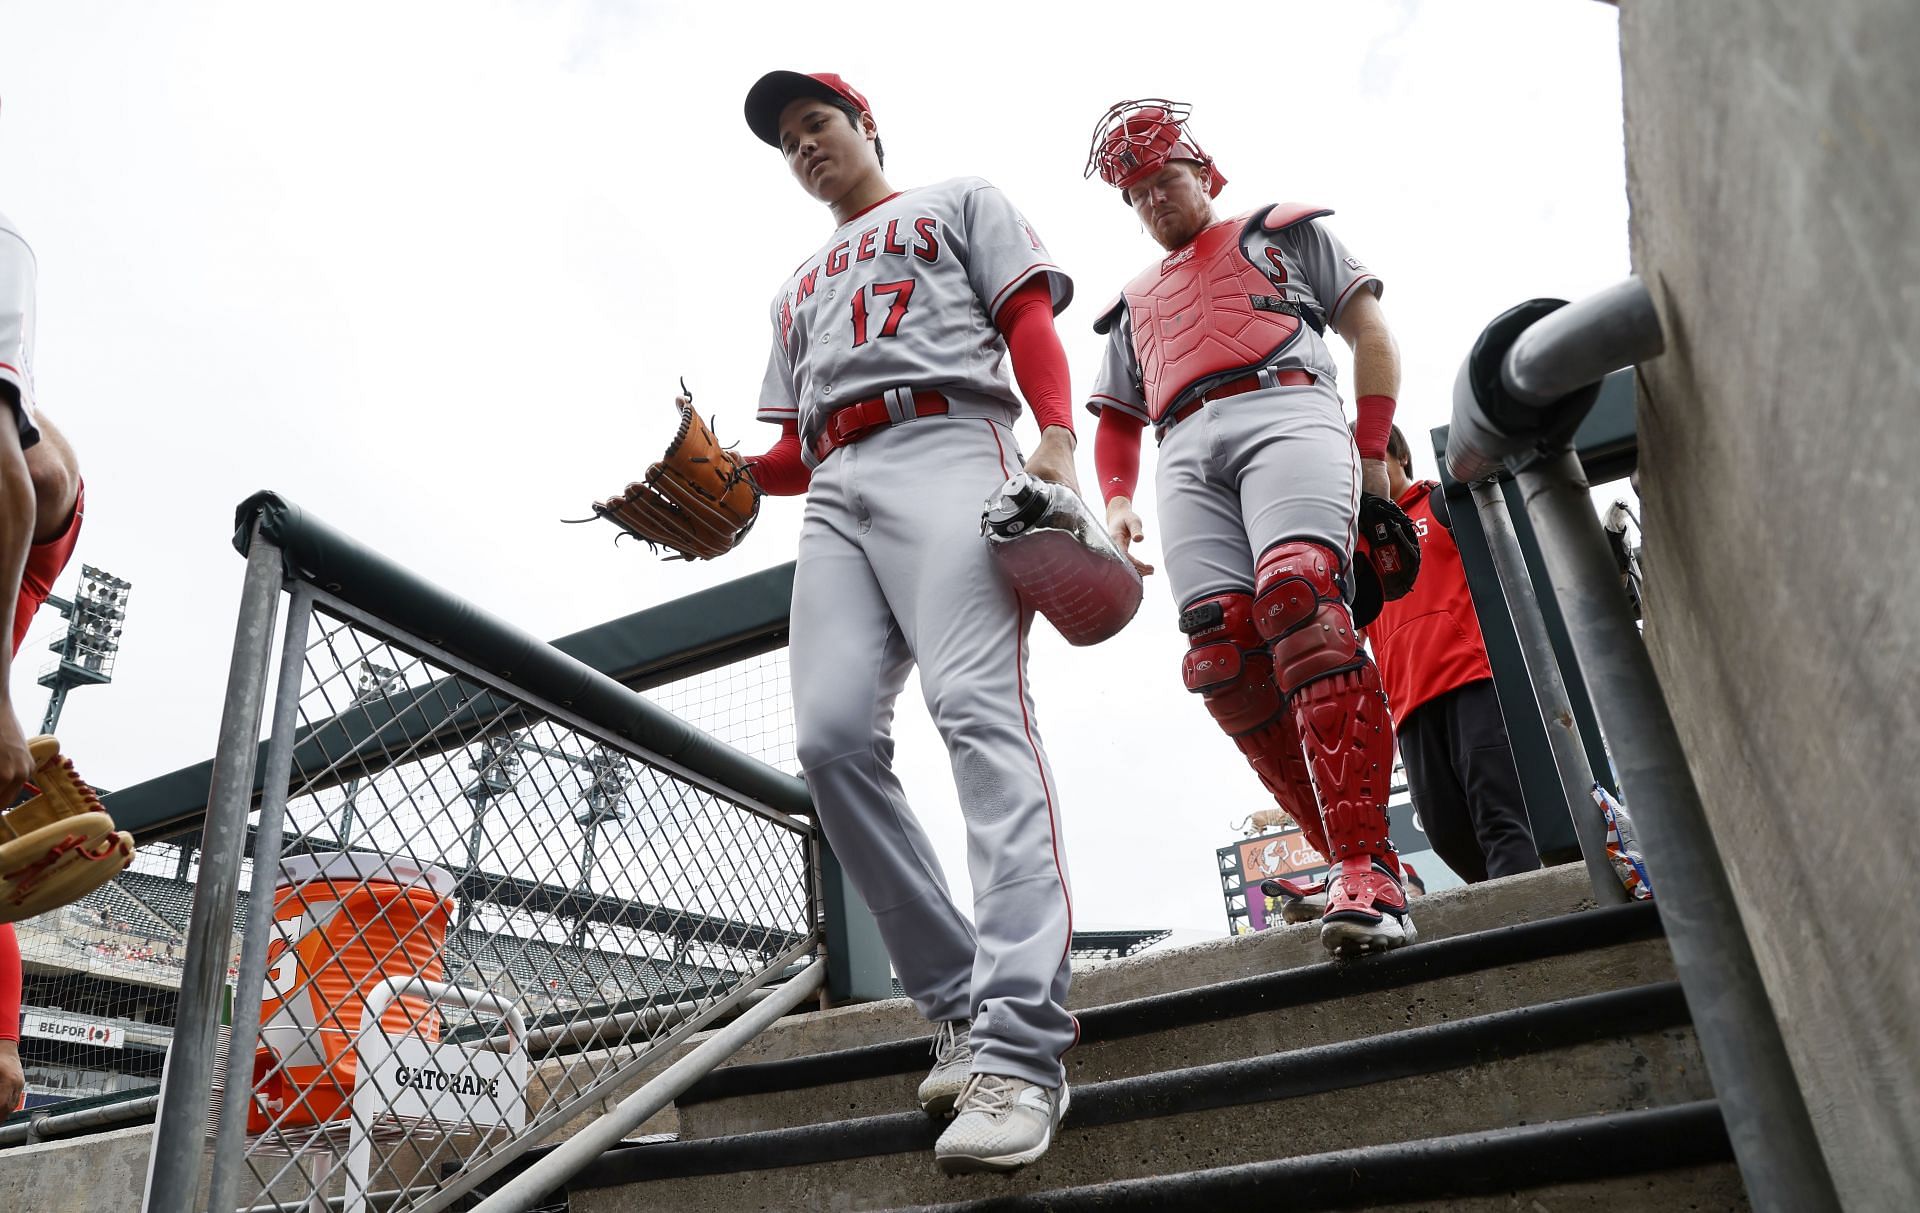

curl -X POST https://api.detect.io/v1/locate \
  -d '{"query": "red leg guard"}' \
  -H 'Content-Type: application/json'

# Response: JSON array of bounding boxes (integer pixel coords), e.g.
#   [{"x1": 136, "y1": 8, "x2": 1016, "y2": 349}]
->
[
  {"x1": 1254, "y1": 542, "x2": 1411, "y2": 954},
  {"x1": 1178, "y1": 593, "x2": 1327, "y2": 855}
]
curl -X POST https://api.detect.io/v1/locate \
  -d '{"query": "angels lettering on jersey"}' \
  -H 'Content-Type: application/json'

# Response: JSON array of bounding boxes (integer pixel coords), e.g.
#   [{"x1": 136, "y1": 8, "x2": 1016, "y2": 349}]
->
[
  {"x1": 777, "y1": 214, "x2": 944, "y2": 348},
  {"x1": 757, "y1": 177, "x2": 1072, "y2": 463}
]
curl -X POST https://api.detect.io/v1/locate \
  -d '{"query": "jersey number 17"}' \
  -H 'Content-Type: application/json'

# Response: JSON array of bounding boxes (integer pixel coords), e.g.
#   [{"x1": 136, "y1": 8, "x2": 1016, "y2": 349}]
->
[{"x1": 850, "y1": 280, "x2": 915, "y2": 347}]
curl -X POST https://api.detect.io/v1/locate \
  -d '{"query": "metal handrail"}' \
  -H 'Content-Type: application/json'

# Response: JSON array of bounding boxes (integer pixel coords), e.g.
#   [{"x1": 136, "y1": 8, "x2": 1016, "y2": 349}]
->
[
  {"x1": 141, "y1": 506, "x2": 828, "y2": 1213},
  {"x1": 1500, "y1": 278, "x2": 1665, "y2": 407},
  {"x1": 468, "y1": 959, "x2": 827, "y2": 1213},
  {"x1": 1444, "y1": 279, "x2": 1839, "y2": 1213}
]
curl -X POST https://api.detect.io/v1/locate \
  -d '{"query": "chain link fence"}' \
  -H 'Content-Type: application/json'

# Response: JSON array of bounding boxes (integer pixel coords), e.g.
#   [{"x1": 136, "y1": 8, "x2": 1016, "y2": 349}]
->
[
  {"x1": 99, "y1": 504, "x2": 827, "y2": 1213},
  {"x1": 640, "y1": 648, "x2": 797, "y2": 778},
  {"x1": 6, "y1": 649, "x2": 808, "y2": 1145},
  {"x1": 177, "y1": 593, "x2": 813, "y2": 1212}
]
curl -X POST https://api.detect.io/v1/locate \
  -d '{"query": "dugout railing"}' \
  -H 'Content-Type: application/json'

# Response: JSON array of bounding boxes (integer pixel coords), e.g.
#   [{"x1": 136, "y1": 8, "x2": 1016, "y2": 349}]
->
[
  {"x1": 1442, "y1": 280, "x2": 1837, "y2": 1212},
  {"x1": 128, "y1": 492, "x2": 838, "y2": 1213}
]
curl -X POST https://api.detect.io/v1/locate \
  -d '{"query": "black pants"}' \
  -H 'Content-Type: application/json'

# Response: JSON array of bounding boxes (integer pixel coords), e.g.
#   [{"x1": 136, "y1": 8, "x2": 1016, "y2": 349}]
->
[{"x1": 1398, "y1": 678, "x2": 1542, "y2": 883}]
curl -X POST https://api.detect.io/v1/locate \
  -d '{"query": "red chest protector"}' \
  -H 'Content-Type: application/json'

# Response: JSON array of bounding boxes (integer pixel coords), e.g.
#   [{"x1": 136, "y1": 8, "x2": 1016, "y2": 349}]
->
[{"x1": 1096, "y1": 202, "x2": 1332, "y2": 423}]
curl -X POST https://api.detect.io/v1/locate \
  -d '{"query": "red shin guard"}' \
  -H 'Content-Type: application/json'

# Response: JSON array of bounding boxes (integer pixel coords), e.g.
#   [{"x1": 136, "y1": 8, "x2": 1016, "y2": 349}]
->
[
  {"x1": 1179, "y1": 592, "x2": 1328, "y2": 853},
  {"x1": 1254, "y1": 542, "x2": 1405, "y2": 920}
]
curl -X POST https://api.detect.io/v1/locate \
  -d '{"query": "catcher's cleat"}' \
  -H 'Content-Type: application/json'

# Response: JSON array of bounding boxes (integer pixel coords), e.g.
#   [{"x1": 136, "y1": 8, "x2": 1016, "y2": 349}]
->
[
  {"x1": 1318, "y1": 857, "x2": 1417, "y2": 960},
  {"x1": 1261, "y1": 876, "x2": 1327, "y2": 925},
  {"x1": 0, "y1": 736, "x2": 135, "y2": 925}
]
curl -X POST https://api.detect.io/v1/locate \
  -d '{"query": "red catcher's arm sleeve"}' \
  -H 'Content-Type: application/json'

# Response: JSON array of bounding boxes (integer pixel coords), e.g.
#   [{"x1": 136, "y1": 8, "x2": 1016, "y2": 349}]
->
[
  {"x1": 1094, "y1": 408, "x2": 1145, "y2": 504},
  {"x1": 993, "y1": 278, "x2": 1074, "y2": 434},
  {"x1": 743, "y1": 420, "x2": 810, "y2": 496},
  {"x1": 0, "y1": 924, "x2": 20, "y2": 1041}
]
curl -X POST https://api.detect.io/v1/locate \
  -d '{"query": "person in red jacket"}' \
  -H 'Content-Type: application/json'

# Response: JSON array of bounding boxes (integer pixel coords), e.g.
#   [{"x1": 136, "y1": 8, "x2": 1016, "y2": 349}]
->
[{"x1": 1365, "y1": 426, "x2": 1540, "y2": 883}]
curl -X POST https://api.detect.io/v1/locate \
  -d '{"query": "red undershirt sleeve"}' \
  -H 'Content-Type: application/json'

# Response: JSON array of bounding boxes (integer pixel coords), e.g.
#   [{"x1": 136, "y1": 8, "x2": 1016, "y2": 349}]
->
[
  {"x1": 0, "y1": 924, "x2": 20, "y2": 1042},
  {"x1": 1094, "y1": 408, "x2": 1145, "y2": 504},
  {"x1": 743, "y1": 420, "x2": 810, "y2": 496},
  {"x1": 993, "y1": 278, "x2": 1074, "y2": 434}
]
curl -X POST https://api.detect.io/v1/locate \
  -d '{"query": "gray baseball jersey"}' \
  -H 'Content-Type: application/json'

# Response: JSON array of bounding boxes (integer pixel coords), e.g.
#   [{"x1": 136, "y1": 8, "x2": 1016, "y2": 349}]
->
[
  {"x1": 758, "y1": 177, "x2": 1071, "y2": 464},
  {"x1": 0, "y1": 210, "x2": 41, "y2": 448},
  {"x1": 1087, "y1": 217, "x2": 1379, "y2": 425},
  {"x1": 766, "y1": 177, "x2": 1080, "y2": 1088}
]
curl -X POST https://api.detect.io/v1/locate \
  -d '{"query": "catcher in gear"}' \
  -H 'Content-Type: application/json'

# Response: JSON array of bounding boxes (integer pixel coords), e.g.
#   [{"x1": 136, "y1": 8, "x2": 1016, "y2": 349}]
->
[
  {"x1": 1083, "y1": 99, "x2": 1420, "y2": 959},
  {"x1": 575, "y1": 382, "x2": 761, "y2": 560}
]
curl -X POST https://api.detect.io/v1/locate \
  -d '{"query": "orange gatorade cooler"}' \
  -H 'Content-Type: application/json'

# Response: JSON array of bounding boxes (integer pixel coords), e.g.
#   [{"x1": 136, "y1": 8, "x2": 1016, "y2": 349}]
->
[{"x1": 248, "y1": 853, "x2": 457, "y2": 1134}]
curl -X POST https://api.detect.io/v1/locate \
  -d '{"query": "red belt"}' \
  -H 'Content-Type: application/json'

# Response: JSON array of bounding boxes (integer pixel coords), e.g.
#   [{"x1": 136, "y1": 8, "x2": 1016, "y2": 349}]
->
[
  {"x1": 811, "y1": 391, "x2": 950, "y2": 461},
  {"x1": 1158, "y1": 369, "x2": 1317, "y2": 433}
]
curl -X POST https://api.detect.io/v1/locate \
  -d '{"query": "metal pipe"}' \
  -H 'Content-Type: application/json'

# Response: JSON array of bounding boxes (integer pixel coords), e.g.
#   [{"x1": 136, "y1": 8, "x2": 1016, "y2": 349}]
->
[
  {"x1": 1469, "y1": 480, "x2": 1628, "y2": 905},
  {"x1": 405, "y1": 937, "x2": 818, "y2": 1213},
  {"x1": 1502, "y1": 278, "x2": 1665, "y2": 408},
  {"x1": 142, "y1": 532, "x2": 285, "y2": 1213},
  {"x1": 0, "y1": 1093, "x2": 160, "y2": 1146},
  {"x1": 207, "y1": 586, "x2": 317, "y2": 1213},
  {"x1": 502, "y1": 981, "x2": 778, "y2": 1056},
  {"x1": 1516, "y1": 449, "x2": 1838, "y2": 1213},
  {"x1": 468, "y1": 959, "x2": 827, "y2": 1213}
]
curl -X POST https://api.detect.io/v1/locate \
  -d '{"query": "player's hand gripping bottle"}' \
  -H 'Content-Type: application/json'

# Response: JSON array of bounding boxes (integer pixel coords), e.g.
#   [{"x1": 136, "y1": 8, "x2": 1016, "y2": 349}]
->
[{"x1": 982, "y1": 473, "x2": 1144, "y2": 646}]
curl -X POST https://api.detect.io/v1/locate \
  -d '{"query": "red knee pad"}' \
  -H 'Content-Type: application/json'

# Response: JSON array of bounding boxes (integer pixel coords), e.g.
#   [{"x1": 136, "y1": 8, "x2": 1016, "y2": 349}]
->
[
  {"x1": 1179, "y1": 593, "x2": 1280, "y2": 734},
  {"x1": 1181, "y1": 593, "x2": 1327, "y2": 849},
  {"x1": 1253, "y1": 541, "x2": 1362, "y2": 695}
]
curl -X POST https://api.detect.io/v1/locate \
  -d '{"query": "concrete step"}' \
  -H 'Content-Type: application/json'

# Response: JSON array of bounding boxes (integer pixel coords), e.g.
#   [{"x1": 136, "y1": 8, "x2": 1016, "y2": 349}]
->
[
  {"x1": 677, "y1": 901, "x2": 1669, "y2": 1139},
  {"x1": 893, "y1": 1101, "x2": 1747, "y2": 1212},
  {"x1": 680, "y1": 864, "x2": 1610, "y2": 1091},
  {"x1": 563, "y1": 979, "x2": 1715, "y2": 1213}
]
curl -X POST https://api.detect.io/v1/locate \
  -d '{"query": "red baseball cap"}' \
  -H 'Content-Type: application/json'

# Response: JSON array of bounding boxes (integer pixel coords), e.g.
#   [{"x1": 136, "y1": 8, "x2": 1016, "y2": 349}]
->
[{"x1": 744, "y1": 71, "x2": 873, "y2": 147}]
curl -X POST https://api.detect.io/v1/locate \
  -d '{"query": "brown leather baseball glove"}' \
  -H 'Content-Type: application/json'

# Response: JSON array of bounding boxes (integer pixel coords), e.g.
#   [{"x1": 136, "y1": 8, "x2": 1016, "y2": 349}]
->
[
  {"x1": 580, "y1": 395, "x2": 761, "y2": 561},
  {"x1": 1, "y1": 736, "x2": 135, "y2": 924}
]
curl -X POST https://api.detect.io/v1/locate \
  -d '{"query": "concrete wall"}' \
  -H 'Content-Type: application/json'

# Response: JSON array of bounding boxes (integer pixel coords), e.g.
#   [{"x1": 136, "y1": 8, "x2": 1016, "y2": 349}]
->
[{"x1": 1619, "y1": 2, "x2": 1920, "y2": 1208}]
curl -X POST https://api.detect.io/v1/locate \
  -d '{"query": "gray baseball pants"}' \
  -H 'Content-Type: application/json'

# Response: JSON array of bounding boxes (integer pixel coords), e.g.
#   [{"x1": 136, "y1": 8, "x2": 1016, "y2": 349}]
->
[
  {"x1": 1155, "y1": 380, "x2": 1362, "y2": 608},
  {"x1": 788, "y1": 414, "x2": 1076, "y2": 1089}
]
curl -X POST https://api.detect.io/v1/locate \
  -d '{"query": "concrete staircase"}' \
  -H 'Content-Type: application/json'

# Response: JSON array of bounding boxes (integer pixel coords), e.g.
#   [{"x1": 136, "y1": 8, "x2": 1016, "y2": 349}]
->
[{"x1": 537, "y1": 867, "x2": 1748, "y2": 1212}]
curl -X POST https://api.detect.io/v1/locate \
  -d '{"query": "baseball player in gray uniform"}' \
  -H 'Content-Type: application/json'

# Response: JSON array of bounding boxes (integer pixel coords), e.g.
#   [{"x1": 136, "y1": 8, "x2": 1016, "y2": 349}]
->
[
  {"x1": 736, "y1": 71, "x2": 1079, "y2": 1173},
  {"x1": 1082, "y1": 100, "x2": 1416, "y2": 959}
]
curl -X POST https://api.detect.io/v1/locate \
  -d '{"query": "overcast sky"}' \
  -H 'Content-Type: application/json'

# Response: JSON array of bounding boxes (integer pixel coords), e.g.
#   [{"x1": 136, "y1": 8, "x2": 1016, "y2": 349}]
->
[{"x1": 1, "y1": 0, "x2": 1628, "y2": 934}]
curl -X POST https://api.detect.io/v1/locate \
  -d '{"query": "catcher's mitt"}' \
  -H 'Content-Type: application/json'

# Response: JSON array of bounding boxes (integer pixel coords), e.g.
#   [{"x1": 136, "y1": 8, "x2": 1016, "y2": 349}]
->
[
  {"x1": 1359, "y1": 492, "x2": 1422, "y2": 600},
  {"x1": 576, "y1": 392, "x2": 761, "y2": 561},
  {"x1": 2, "y1": 735, "x2": 135, "y2": 925}
]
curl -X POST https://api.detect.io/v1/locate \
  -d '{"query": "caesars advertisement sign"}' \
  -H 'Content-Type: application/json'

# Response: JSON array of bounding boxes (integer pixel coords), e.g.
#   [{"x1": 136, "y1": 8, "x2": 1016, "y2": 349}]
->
[
  {"x1": 1224, "y1": 800, "x2": 1429, "y2": 931},
  {"x1": 23, "y1": 1014, "x2": 126, "y2": 1050}
]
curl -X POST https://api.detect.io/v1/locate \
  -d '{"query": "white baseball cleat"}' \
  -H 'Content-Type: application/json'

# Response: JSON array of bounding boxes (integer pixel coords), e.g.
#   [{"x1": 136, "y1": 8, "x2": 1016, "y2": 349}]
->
[
  {"x1": 934, "y1": 1072, "x2": 1070, "y2": 1175},
  {"x1": 917, "y1": 1019, "x2": 973, "y2": 1118},
  {"x1": 1319, "y1": 857, "x2": 1418, "y2": 960}
]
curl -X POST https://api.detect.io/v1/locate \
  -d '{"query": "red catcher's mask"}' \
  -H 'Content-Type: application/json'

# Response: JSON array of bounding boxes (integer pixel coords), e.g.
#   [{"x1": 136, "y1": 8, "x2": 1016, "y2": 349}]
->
[{"x1": 1085, "y1": 98, "x2": 1227, "y2": 201}]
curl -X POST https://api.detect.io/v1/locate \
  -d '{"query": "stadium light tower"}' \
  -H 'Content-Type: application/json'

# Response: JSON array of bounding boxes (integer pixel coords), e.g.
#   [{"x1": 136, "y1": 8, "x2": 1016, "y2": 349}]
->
[
  {"x1": 462, "y1": 734, "x2": 524, "y2": 859},
  {"x1": 38, "y1": 563, "x2": 132, "y2": 734},
  {"x1": 574, "y1": 746, "x2": 632, "y2": 892},
  {"x1": 334, "y1": 660, "x2": 401, "y2": 848}
]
